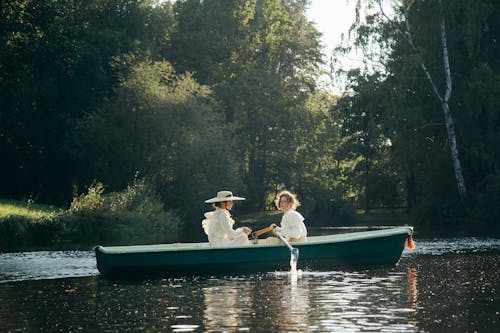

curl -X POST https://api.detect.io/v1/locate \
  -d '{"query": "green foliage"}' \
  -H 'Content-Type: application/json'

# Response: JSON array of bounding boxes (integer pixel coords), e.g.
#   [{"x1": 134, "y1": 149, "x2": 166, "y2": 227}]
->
[
  {"x1": 71, "y1": 59, "x2": 243, "y2": 228},
  {"x1": 473, "y1": 174, "x2": 500, "y2": 229},
  {"x1": 0, "y1": 177, "x2": 184, "y2": 250},
  {"x1": 0, "y1": 214, "x2": 66, "y2": 250},
  {"x1": 331, "y1": 72, "x2": 404, "y2": 212},
  {"x1": 69, "y1": 178, "x2": 181, "y2": 242},
  {"x1": 0, "y1": 0, "x2": 175, "y2": 202},
  {"x1": 69, "y1": 182, "x2": 107, "y2": 215},
  {"x1": 0, "y1": 199, "x2": 63, "y2": 219},
  {"x1": 1, "y1": 0, "x2": 499, "y2": 236},
  {"x1": 170, "y1": 0, "x2": 325, "y2": 211},
  {"x1": 333, "y1": 0, "x2": 500, "y2": 228}
]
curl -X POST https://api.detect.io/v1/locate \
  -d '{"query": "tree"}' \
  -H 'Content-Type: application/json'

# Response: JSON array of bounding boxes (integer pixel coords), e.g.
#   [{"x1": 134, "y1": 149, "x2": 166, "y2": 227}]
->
[
  {"x1": 0, "y1": 0, "x2": 175, "y2": 203},
  {"x1": 376, "y1": 0, "x2": 466, "y2": 200},
  {"x1": 169, "y1": 0, "x2": 324, "y2": 209},
  {"x1": 332, "y1": 71, "x2": 403, "y2": 212},
  {"x1": 71, "y1": 60, "x2": 243, "y2": 225},
  {"x1": 335, "y1": 0, "x2": 500, "y2": 225}
]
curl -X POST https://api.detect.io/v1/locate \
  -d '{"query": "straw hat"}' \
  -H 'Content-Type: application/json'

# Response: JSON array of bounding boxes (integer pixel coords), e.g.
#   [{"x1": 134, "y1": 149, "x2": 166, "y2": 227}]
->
[{"x1": 205, "y1": 190, "x2": 246, "y2": 203}]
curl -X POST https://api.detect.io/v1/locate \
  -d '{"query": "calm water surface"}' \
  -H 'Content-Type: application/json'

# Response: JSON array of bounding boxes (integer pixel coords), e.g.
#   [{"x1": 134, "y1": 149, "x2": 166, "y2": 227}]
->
[{"x1": 0, "y1": 236, "x2": 498, "y2": 332}]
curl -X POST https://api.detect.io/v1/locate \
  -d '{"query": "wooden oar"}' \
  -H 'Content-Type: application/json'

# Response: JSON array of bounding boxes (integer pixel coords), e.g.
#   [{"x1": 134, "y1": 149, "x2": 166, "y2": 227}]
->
[
  {"x1": 275, "y1": 231, "x2": 299, "y2": 262},
  {"x1": 251, "y1": 225, "x2": 277, "y2": 239}
]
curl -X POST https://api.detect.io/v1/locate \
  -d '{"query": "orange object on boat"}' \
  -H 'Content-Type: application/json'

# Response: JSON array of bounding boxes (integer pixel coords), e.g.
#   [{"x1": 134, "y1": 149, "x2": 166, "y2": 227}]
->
[{"x1": 405, "y1": 233, "x2": 415, "y2": 250}]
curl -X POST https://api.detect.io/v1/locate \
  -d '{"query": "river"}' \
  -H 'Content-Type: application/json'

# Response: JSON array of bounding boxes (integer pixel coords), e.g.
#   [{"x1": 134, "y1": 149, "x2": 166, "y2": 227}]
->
[{"x1": 0, "y1": 233, "x2": 498, "y2": 332}]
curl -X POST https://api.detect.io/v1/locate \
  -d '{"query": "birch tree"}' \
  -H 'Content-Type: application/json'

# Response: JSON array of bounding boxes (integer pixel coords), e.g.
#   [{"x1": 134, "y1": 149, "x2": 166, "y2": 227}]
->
[{"x1": 376, "y1": 0, "x2": 466, "y2": 200}]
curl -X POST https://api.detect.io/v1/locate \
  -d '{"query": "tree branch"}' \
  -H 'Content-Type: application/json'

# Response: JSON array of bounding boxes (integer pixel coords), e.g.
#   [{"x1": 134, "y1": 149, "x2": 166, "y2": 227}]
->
[
  {"x1": 439, "y1": 0, "x2": 452, "y2": 103},
  {"x1": 377, "y1": 0, "x2": 443, "y2": 103}
]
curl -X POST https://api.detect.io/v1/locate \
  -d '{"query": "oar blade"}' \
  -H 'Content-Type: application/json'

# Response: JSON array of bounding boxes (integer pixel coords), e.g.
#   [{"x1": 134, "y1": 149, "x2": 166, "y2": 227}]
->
[{"x1": 291, "y1": 247, "x2": 299, "y2": 261}]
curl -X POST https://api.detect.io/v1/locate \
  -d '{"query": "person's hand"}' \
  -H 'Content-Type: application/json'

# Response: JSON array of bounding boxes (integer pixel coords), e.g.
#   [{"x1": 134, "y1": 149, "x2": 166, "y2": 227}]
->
[
  {"x1": 272, "y1": 226, "x2": 282, "y2": 235},
  {"x1": 270, "y1": 223, "x2": 277, "y2": 229},
  {"x1": 242, "y1": 227, "x2": 252, "y2": 235}
]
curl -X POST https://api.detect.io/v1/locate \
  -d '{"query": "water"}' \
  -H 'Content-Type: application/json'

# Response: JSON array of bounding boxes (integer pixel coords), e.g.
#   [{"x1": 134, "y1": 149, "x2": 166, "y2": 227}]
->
[{"x1": 0, "y1": 237, "x2": 499, "y2": 332}]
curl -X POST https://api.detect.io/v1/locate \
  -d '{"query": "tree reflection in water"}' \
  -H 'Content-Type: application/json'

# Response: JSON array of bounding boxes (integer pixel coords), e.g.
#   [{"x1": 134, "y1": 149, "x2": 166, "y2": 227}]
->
[
  {"x1": 2, "y1": 244, "x2": 498, "y2": 332},
  {"x1": 203, "y1": 280, "x2": 253, "y2": 331},
  {"x1": 278, "y1": 273, "x2": 311, "y2": 331}
]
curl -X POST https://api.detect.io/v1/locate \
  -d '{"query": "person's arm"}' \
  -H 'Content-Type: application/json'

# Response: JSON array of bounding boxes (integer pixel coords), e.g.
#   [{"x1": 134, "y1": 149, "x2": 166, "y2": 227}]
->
[{"x1": 220, "y1": 211, "x2": 250, "y2": 238}]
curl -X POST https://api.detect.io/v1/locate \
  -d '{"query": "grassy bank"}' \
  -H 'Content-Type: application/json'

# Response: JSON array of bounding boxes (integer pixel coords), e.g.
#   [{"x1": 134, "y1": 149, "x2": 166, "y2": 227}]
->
[
  {"x1": 0, "y1": 199, "x2": 64, "y2": 219},
  {"x1": 3, "y1": 198, "x2": 496, "y2": 251},
  {"x1": 0, "y1": 189, "x2": 181, "y2": 251}
]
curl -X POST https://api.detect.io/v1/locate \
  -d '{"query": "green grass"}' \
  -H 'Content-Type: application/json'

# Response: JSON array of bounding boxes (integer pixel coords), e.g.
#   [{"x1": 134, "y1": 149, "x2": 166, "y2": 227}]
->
[
  {"x1": 0, "y1": 199, "x2": 63, "y2": 220},
  {"x1": 0, "y1": 198, "x2": 181, "y2": 250}
]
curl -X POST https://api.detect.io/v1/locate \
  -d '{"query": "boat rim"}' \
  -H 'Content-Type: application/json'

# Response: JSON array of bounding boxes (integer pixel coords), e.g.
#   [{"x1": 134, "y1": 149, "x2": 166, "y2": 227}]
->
[{"x1": 95, "y1": 226, "x2": 413, "y2": 254}]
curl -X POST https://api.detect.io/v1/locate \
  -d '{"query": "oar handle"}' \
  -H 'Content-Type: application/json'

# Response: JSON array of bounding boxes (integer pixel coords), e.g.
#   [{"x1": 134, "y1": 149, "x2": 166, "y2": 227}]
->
[{"x1": 251, "y1": 224, "x2": 277, "y2": 238}]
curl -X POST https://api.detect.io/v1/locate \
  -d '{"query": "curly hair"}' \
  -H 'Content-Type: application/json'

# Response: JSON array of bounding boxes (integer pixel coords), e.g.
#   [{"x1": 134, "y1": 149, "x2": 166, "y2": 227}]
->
[{"x1": 275, "y1": 190, "x2": 300, "y2": 210}]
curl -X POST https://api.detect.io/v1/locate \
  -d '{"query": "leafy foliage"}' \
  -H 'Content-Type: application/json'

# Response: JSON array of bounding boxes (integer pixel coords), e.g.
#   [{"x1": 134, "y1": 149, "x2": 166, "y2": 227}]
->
[
  {"x1": 1, "y1": 0, "x2": 499, "y2": 239},
  {"x1": 333, "y1": 0, "x2": 500, "y2": 226},
  {"x1": 69, "y1": 177, "x2": 181, "y2": 242}
]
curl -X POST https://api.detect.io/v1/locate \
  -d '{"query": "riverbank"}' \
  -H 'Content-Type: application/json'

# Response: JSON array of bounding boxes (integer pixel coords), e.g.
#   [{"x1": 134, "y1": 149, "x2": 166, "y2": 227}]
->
[
  {"x1": 239, "y1": 208, "x2": 500, "y2": 239},
  {"x1": 2, "y1": 199, "x2": 498, "y2": 252},
  {"x1": 0, "y1": 198, "x2": 180, "y2": 252}
]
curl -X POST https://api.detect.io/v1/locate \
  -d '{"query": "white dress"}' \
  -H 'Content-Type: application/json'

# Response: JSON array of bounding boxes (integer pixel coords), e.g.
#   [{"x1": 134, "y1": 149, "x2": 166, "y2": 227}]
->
[
  {"x1": 202, "y1": 208, "x2": 249, "y2": 245},
  {"x1": 280, "y1": 210, "x2": 307, "y2": 242}
]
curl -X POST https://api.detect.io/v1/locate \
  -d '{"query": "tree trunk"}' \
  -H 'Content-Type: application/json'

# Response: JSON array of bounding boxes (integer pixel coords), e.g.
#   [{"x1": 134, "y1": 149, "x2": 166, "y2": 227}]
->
[
  {"x1": 395, "y1": 0, "x2": 467, "y2": 200},
  {"x1": 437, "y1": 11, "x2": 467, "y2": 200},
  {"x1": 441, "y1": 93, "x2": 467, "y2": 200}
]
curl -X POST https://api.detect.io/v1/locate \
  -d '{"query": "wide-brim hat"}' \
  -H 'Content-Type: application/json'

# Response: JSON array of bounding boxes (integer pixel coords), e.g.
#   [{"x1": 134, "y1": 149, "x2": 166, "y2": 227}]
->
[{"x1": 205, "y1": 190, "x2": 246, "y2": 203}]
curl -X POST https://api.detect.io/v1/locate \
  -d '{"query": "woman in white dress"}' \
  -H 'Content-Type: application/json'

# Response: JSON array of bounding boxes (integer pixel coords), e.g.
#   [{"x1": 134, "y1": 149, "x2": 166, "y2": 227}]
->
[
  {"x1": 202, "y1": 191, "x2": 252, "y2": 245},
  {"x1": 269, "y1": 190, "x2": 307, "y2": 242}
]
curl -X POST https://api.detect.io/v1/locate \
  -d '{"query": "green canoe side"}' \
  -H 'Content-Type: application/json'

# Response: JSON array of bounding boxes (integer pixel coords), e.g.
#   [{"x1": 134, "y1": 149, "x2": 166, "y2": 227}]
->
[{"x1": 95, "y1": 226, "x2": 413, "y2": 276}]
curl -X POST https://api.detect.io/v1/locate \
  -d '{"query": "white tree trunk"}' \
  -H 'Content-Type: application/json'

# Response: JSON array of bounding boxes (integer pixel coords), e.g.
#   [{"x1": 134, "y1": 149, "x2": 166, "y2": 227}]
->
[
  {"x1": 438, "y1": 12, "x2": 467, "y2": 200},
  {"x1": 379, "y1": 0, "x2": 467, "y2": 199}
]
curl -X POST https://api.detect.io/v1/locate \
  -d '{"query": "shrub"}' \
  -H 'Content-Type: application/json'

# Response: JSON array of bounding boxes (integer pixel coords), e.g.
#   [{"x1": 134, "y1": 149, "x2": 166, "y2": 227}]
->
[
  {"x1": 69, "y1": 178, "x2": 181, "y2": 244},
  {"x1": 0, "y1": 215, "x2": 64, "y2": 249},
  {"x1": 70, "y1": 181, "x2": 107, "y2": 215}
]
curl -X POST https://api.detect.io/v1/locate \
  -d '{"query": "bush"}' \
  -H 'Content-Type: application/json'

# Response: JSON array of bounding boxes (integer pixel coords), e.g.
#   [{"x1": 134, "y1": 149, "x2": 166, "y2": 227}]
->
[
  {"x1": 69, "y1": 178, "x2": 181, "y2": 244},
  {"x1": 0, "y1": 179, "x2": 182, "y2": 250},
  {"x1": 70, "y1": 181, "x2": 107, "y2": 215},
  {"x1": 0, "y1": 215, "x2": 64, "y2": 249}
]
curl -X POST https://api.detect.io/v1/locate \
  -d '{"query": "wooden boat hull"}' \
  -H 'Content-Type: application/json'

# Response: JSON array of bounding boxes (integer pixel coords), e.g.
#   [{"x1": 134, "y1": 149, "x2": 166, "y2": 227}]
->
[{"x1": 95, "y1": 226, "x2": 413, "y2": 276}]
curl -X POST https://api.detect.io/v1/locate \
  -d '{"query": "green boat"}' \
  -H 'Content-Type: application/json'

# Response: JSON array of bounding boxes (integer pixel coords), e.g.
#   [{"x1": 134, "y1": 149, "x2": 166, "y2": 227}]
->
[{"x1": 95, "y1": 226, "x2": 414, "y2": 276}]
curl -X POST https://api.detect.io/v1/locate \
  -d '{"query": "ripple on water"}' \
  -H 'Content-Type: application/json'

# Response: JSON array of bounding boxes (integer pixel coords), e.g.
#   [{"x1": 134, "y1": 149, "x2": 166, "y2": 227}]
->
[
  {"x1": 0, "y1": 250, "x2": 98, "y2": 282},
  {"x1": 0, "y1": 237, "x2": 498, "y2": 283},
  {"x1": 403, "y1": 237, "x2": 500, "y2": 256}
]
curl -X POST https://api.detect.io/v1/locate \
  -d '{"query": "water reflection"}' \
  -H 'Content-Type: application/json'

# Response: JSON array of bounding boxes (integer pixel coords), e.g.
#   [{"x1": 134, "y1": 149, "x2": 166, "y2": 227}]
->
[
  {"x1": 95, "y1": 277, "x2": 208, "y2": 332},
  {"x1": 406, "y1": 267, "x2": 418, "y2": 310},
  {"x1": 203, "y1": 280, "x2": 252, "y2": 331},
  {"x1": 307, "y1": 270, "x2": 418, "y2": 332},
  {"x1": 197, "y1": 269, "x2": 423, "y2": 332},
  {"x1": 0, "y1": 239, "x2": 498, "y2": 332},
  {"x1": 278, "y1": 273, "x2": 311, "y2": 331}
]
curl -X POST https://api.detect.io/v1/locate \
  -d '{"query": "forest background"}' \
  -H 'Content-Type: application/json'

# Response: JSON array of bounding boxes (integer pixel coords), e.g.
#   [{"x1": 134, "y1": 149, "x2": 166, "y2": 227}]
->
[{"x1": 1, "y1": 0, "x2": 499, "y2": 248}]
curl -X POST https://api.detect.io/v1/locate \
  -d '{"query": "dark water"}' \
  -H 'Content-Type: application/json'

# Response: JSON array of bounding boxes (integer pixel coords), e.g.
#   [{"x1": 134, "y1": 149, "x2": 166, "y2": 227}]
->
[{"x1": 0, "y1": 237, "x2": 499, "y2": 332}]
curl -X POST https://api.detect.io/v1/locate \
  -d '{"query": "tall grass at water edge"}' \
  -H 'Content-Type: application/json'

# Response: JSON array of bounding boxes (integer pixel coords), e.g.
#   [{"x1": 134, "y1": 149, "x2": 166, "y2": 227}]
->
[{"x1": 0, "y1": 180, "x2": 182, "y2": 251}]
